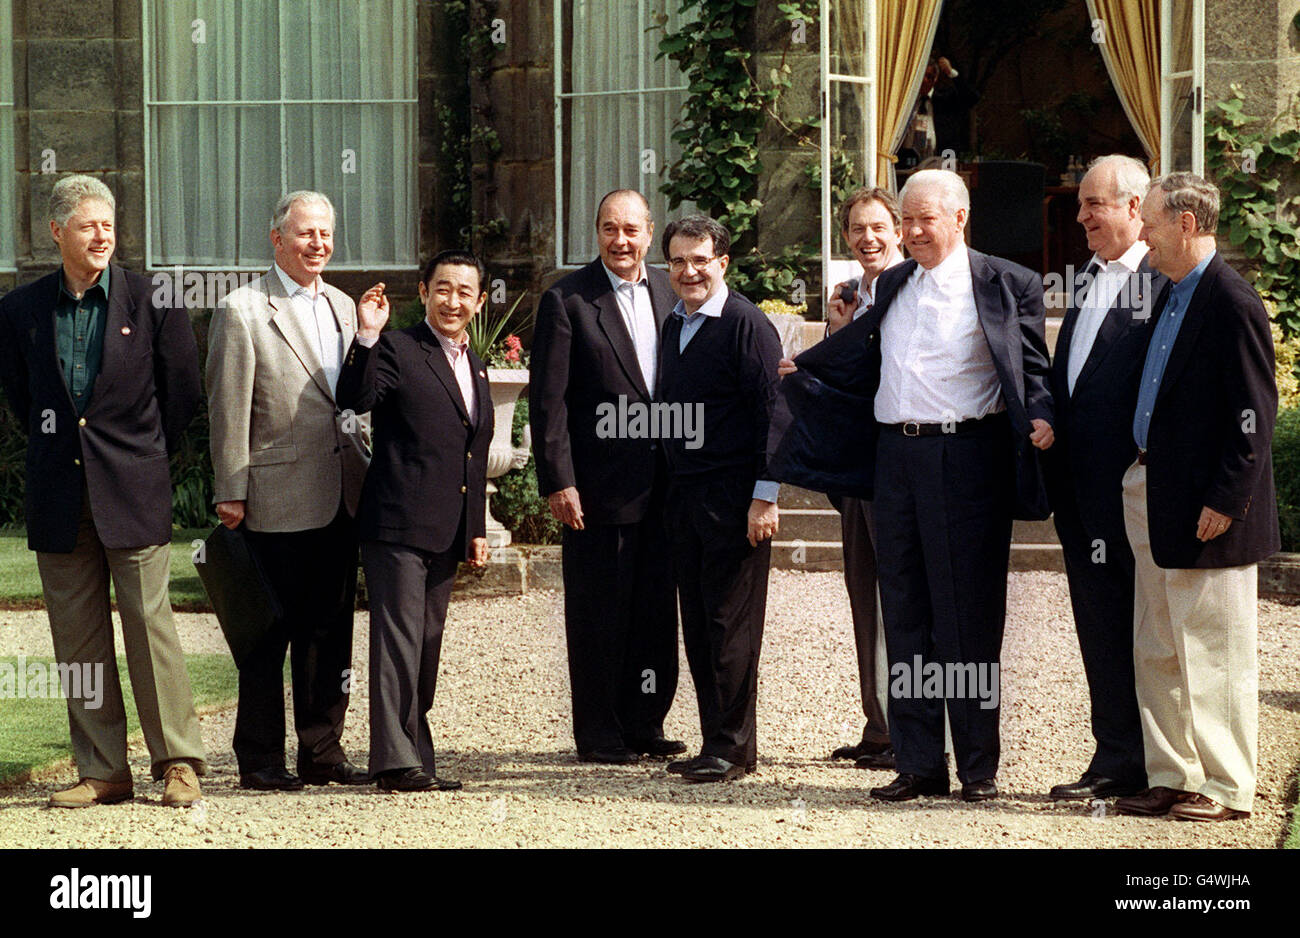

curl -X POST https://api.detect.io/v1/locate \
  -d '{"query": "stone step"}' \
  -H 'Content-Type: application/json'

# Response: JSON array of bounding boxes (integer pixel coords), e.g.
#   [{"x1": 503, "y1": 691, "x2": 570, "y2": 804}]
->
[
  {"x1": 778, "y1": 485, "x2": 833, "y2": 509},
  {"x1": 779, "y1": 508, "x2": 843, "y2": 543},
  {"x1": 770, "y1": 540, "x2": 1065, "y2": 573}
]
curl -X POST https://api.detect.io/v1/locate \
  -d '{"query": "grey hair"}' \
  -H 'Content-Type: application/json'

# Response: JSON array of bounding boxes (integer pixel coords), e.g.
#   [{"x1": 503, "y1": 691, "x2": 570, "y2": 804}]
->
[
  {"x1": 1148, "y1": 172, "x2": 1220, "y2": 233},
  {"x1": 595, "y1": 189, "x2": 652, "y2": 229},
  {"x1": 899, "y1": 169, "x2": 970, "y2": 216},
  {"x1": 1086, "y1": 154, "x2": 1150, "y2": 204},
  {"x1": 49, "y1": 175, "x2": 115, "y2": 226},
  {"x1": 272, "y1": 190, "x2": 336, "y2": 233}
]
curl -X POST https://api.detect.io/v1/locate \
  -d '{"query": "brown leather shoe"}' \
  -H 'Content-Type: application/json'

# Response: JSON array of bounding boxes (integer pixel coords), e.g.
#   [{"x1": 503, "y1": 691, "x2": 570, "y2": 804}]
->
[
  {"x1": 1114, "y1": 786, "x2": 1196, "y2": 817},
  {"x1": 1169, "y1": 794, "x2": 1249, "y2": 822},
  {"x1": 49, "y1": 778, "x2": 134, "y2": 809},
  {"x1": 162, "y1": 762, "x2": 202, "y2": 807}
]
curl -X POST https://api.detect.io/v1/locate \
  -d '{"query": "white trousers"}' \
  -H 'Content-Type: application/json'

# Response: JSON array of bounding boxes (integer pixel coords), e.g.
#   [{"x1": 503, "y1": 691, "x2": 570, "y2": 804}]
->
[{"x1": 1122, "y1": 462, "x2": 1258, "y2": 813}]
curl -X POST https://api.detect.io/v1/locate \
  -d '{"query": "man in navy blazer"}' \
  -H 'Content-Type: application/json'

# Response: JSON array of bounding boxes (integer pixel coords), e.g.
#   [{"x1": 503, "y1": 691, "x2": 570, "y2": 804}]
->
[
  {"x1": 1044, "y1": 155, "x2": 1167, "y2": 802},
  {"x1": 770, "y1": 169, "x2": 1054, "y2": 802},
  {"x1": 335, "y1": 250, "x2": 493, "y2": 793},
  {"x1": 1113, "y1": 174, "x2": 1278, "y2": 822},
  {"x1": 529, "y1": 190, "x2": 683, "y2": 764}
]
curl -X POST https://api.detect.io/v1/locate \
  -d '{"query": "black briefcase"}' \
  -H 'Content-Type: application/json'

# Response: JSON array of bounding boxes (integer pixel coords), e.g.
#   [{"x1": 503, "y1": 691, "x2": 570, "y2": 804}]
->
[{"x1": 194, "y1": 524, "x2": 282, "y2": 668}]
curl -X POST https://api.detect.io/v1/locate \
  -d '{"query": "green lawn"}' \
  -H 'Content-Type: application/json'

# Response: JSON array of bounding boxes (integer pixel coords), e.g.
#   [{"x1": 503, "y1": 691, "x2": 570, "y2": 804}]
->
[
  {"x1": 0, "y1": 653, "x2": 239, "y2": 783},
  {"x1": 0, "y1": 526, "x2": 213, "y2": 609}
]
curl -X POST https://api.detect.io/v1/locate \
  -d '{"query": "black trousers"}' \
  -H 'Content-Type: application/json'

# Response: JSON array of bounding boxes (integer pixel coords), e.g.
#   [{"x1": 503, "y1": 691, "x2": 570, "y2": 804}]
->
[
  {"x1": 1052, "y1": 493, "x2": 1147, "y2": 784},
  {"x1": 561, "y1": 492, "x2": 679, "y2": 753},
  {"x1": 665, "y1": 475, "x2": 769, "y2": 767},
  {"x1": 874, "y1": 421, "x2": 1012, "y2": 784},
  {"x1": 362, "y1": 537, "x2": 460, "y2": 776},
  {"x1": 234, "y1": 504, "x2": 358, "y2": 774},
  {"x1": 837, "y1": 496, "x2": 890, "y2": 745}
]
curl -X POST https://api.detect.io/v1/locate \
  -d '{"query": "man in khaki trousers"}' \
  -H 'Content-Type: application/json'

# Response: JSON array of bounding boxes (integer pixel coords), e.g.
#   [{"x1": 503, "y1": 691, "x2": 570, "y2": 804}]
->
[
  {"x1": 1115, "y1": 173, "x2": 1279, "y2": 822},
  {"x1": 0, "y1": 175, "x2": 207, "y2": 808}
]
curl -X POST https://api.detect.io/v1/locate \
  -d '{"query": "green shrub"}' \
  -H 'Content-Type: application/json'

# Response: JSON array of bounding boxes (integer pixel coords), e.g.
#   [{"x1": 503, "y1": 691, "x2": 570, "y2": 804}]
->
[
  {"x1": 1274, "y1": 407, "x2": 1300, "y2": 553},
  {"x1": 490, "y1": 396, "x2": 561, "y2": 545}
]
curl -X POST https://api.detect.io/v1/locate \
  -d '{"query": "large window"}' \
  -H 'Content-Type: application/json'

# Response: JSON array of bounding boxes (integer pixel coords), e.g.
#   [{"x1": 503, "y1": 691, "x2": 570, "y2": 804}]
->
[
  {"x1": 0, "y1": 0, "x2": 14, "y2": 271},
  {"x1": 1160, "y1": 0, "x2": 1203, "y2": 175},
  {"x1": 144, "y1": 0, "x2": 417, "y2": 270},
  {"x1": 555, "y1": 0, "x2": 691, "y2": 266}
]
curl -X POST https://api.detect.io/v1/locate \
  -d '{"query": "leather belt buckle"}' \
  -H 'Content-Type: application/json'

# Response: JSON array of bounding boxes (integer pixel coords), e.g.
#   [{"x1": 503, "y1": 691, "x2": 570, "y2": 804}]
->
[{"x1": 903, "y1": 421, "x2": 921, "y2": 437}]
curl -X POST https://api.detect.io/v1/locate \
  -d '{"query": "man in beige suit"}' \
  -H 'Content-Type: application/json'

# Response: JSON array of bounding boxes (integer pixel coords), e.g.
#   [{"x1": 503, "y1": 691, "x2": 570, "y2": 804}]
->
[{"x1": 207, "y1": 190, "x2": 372, "y2": 791}]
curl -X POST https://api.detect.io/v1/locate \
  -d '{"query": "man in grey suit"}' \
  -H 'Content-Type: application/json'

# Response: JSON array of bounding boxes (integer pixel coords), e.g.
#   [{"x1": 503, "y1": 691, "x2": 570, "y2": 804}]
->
[{"x1": 206, "y1": 190, "x2": 371, "y2": 791}]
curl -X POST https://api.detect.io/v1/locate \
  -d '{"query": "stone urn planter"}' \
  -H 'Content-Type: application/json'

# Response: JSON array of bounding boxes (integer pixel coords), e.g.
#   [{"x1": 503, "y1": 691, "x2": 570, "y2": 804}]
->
[{"x1": 484, "y1": 368, "x2": 531, "y2": 547}]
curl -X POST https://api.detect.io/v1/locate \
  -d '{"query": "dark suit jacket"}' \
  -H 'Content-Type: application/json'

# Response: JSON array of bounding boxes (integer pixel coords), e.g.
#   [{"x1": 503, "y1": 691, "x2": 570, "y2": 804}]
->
[
  {"x1": 1046, "y1": 256, "x2": 1168, "y2": 545},
  {"x1": 335, "y1": 321, "x2": 492, "y2": 557},
  {"x1": 529, "y1": 258, "x2": 676, "y2": 525},
  {"x1": 768, "y1": 249, "x2": 1053, "y2": 519},
  {"x1": 1141, "y1": 252, "x2": 1279, "y2": 569},
  {"x1": 0, "y1": 265, "x2": 201, "y2": 552}
]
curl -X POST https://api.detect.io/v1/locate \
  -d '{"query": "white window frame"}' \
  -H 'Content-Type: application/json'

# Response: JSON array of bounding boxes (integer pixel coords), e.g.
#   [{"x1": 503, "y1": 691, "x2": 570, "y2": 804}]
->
[
  {"x1": 1160, "y1": 0, "x2": 1204, "y2": 176},
  {"x1": 141, "y1": 0, "x2": 418, "y2": 272},
  {"x1": 819, "y1": 0, "x2": 878, "y2": 297},
  {"x1": 0, "y1": 0, "x2": 15, "y2": 272},
  {"x1": 553, "y1": 0, "x2": 690, "y2": 269}
]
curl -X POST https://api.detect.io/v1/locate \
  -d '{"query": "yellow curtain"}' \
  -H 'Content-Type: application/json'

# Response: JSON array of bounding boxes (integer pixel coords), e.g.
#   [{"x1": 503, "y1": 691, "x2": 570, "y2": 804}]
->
[
  {"x1": 875, "y1": 0, "x2": 944, "y2": 189},
  {"x1": 1086, "y1": 0, "x2": 1161, "y2": 171}
]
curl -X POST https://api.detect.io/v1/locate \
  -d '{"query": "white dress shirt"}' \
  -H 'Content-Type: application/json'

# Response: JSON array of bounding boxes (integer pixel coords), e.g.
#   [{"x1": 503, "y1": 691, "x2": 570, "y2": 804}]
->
[
  {"x1": 874, "y1": 246, "x2": 1004, "y2": 424},
  {"x1": 603, "y1": 262, "x2": 658, "y2": 393},
  {"x1": 1066, "y1": 240, "x2": 1148, "y2": 395},
  {"x1": 275, "y1": 263, "x2": 342, "y2": 395}
]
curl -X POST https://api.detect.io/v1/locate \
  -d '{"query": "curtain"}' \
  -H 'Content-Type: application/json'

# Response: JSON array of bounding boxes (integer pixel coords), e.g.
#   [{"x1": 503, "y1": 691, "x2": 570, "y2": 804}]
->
[
  {"x1": 1086, "y1": 0, "x2": 1161, "y2": 171},
  {"x1": 565, "y1": 0, "x2": 691, "y2": 264},
  {"x1": 875, "y1": 0, "x2": 944, "y2": 190},
  {"x1": 0, "y1": 0, "x2": 14, "y2": 269},
  {"x1": 148, "y1": 0, "x2": 416, "y2": 268}
]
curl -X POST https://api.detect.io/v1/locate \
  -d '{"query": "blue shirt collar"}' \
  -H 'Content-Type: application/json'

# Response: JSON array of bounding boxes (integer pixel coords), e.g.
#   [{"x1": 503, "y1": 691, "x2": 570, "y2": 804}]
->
[
  {"x1": 1168, "y1": 249, "x2": 1215, "y2": 306},
  {"x1": 58, "y1": 264, "x2": 110, "y2": 301},
  {"x1": 672, "y1": 284, "x2": 729, "y2": 320}
]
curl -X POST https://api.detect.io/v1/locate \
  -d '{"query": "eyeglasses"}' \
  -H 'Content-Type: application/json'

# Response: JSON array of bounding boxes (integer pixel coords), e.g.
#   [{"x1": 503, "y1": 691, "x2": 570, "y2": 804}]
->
[{"x1": 667, "y1": 255, "x2": 718, "y2": 273}]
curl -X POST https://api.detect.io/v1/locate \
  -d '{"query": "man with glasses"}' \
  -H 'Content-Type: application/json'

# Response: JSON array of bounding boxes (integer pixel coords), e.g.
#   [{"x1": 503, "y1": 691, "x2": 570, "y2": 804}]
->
[{"x1": 658, "y1": 215, "x2": 782, "y2": 783}]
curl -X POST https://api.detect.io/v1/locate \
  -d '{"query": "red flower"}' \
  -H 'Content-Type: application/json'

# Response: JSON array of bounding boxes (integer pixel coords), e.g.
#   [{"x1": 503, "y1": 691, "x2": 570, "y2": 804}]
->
[
  {"x1": 505, "y1": 348, "x2": 520, "y2": 362},
  {"x1": 506, "y1": 334, "x2": 522, "y2": 350}
]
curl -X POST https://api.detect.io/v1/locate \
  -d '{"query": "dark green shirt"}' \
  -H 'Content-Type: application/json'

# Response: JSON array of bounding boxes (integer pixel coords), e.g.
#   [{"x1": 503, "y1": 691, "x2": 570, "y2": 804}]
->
[{"x1": 54, "y1": 266, "x2": 109, "y2": 416}]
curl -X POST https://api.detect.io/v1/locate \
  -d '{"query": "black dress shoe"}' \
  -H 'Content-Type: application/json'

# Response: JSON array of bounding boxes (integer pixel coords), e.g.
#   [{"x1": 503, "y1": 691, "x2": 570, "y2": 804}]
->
[
  {"x1": 300, "y1": 761, "x2": 371, "y2": 786},
  {"x1": 667, "y1": 755, "x2": 705, "y2": 775},
  {"x1": 831, "y1": 738, "x2": 893, "y2": 760},
  {"x1": 1049, "y1": 773, "x2": 1144, "y2": 800},
  {"x1": 871, "y1": 773, "x2": 949, "y2": 801},
  {"x1": 375, "y1": 768, "x2": 463, "y2": 792},
  {"x1": 627, "y1": 737, "x2": 688, "y2": 758},
  {"x1": 854, "y1": 747, "x2": 897, "y2": 770},
  {"x1": 961, "y1": 778, "x2": 998, "y2": 802},
  {"x1": 680, "y1": 756, "x2": 745, "y2": 783},
  {"x1": 240, "y1": 766, "x2": 304, "y2": 791},
  {"x1": 577, "y1": 747, "x2": 641, "y2": 764}
]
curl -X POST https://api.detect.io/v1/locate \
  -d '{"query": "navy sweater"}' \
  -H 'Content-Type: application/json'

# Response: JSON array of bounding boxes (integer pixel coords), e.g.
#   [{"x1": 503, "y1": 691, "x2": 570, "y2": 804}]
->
[{"x1": 657, "y1": 290, "x2": 782, "y2": 483}]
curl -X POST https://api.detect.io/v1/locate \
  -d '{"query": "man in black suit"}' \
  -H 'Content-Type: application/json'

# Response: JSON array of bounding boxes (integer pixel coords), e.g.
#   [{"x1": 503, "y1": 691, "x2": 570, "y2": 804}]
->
[
  {"x1": 529, "y1": 189, "x2": 683, "y2": 764},
  {"x1": 658, "y1": 214, "x2": 783, "y2": 783},
  {"x1": 0, "y1": 174, "x2": 207, "y2": 808},
  {"x1": 769, "y1": 170, "x2": 1054, "y2": 802},
  {"x1": 1114, "y1": 173, "x2": 1279, "y2": 822},
  {"x1": 335, "y1": 250, "x2": 493, "y2": 793},
  {"x1": 1045, "y1": 155, "x2": 1167, "y2": 801}
]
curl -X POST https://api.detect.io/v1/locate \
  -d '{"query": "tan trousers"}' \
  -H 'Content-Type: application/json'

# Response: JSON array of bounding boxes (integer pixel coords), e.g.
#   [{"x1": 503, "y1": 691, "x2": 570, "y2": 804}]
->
[
  {"x1": 1122, "y1": 462, "x2": 1257, "y2": 812},
  {"x1": 36, "y1": 491, "x2": 207, "y2": 783}
]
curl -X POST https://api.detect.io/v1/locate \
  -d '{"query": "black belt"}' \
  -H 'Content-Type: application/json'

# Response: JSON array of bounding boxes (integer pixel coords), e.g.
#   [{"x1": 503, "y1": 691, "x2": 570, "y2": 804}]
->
[
  {"x1": 1136, "y1": 449, "x2": 1148, "y2": 465},
  {"x1": 881, "y1": 412, "x2": 1005, "y2": 437}
]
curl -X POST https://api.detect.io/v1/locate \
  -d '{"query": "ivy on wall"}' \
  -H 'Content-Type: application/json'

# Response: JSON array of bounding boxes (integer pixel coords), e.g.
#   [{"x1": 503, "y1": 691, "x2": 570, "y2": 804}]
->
[
  {"x1": 1206, "y1": 85, "x2": 1300, "y2": 340},
  {"x1": 657, "y1": 0, "x2": 819, "y2": 301}
]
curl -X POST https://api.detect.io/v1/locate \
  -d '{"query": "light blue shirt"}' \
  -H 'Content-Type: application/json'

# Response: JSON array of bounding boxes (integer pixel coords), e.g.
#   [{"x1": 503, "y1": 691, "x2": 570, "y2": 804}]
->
[
  {"x1": 672, "y1": 286, "x2": 779, "y2": 504},
  {"x1": 1132, "y1": 250, "x2": 1215, "y2": 450}
]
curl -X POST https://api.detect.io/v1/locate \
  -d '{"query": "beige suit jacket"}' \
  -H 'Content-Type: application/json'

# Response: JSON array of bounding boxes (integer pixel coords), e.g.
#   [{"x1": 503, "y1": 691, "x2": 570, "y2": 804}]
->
[{"x1": 206, "y1": 269, "x2": 371, "y2": 533}]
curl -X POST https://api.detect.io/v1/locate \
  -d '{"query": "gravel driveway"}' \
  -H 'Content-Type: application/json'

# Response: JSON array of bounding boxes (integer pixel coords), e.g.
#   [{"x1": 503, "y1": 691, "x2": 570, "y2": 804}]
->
[{"x1": 1, "y1": 570, "x2": 1297, "y2": 848}]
